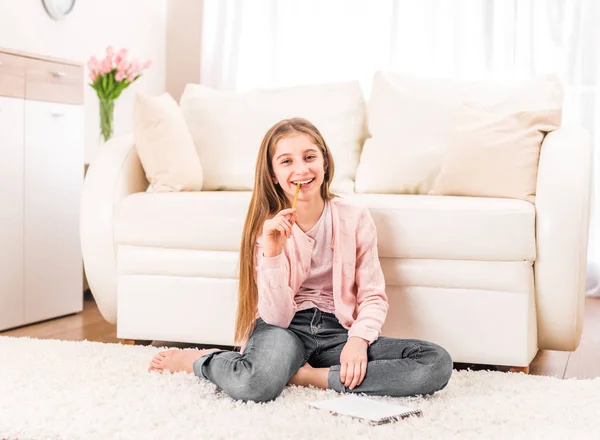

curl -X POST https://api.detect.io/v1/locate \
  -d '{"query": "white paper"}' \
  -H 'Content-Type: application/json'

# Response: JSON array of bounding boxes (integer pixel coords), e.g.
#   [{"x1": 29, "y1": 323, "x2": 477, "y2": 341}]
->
[{"x1": 310, "y1": 395, "x2": 422, "y2": 423}]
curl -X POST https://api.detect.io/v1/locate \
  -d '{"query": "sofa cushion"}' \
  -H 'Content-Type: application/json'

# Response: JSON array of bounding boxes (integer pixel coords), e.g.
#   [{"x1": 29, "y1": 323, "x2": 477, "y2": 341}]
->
[
  {"x1": 428, "y1": 106, "x2": 561, "y2": 202},
  {"x1": 179, "y1": 81, "x2": 367, "y2": 193},
  {"x1": 115, "y1": 191, "x2": 252, "y2": 252},
  {"x1": 355, "y1": 71, "x2": 563, "y2": 196},
  {"x1": 115, "y1": 192, "x2": 535, "y2": 262},
  {"x1": 133, "y1": 92, "x2": 204, "y2": 192},
  {"x1": 345, "y1": 194, "x2": 535, "y2": 261}
]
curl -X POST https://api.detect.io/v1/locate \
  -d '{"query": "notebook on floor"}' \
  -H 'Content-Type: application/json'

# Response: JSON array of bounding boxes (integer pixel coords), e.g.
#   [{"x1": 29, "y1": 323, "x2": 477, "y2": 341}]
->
[{"x1": 310, "y1": 394, "x2": 423, "y2": 425}]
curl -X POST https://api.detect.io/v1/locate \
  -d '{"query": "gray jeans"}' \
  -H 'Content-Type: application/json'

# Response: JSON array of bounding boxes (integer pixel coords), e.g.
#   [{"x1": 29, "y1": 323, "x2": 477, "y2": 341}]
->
[{"x1": 193, "y1": 308, "x2": 453, "y2": 403}]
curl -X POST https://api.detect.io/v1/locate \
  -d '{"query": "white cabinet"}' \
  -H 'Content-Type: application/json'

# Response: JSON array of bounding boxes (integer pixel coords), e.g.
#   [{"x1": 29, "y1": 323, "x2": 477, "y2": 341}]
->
[
  {"x1": 0, "y1": 97, "x2": 25, "y2": 330},
  {"x1": 24, "y1": 101, "x2": 84, "y2": 324},
  {"x1": 0, "y1": 49, "x2": 84, "y2": 331}
]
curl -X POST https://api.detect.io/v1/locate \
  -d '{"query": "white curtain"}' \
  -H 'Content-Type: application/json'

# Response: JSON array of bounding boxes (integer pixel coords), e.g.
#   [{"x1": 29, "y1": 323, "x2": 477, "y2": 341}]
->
[{"x1": 200, "y1": 0, "x2": 600, "y2": 294}]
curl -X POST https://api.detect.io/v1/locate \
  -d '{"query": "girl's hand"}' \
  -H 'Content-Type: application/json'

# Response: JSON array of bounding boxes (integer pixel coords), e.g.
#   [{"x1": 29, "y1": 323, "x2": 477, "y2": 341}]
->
[
  {"x1": 339, "y1": 336, "x2": 369, "y2": 390},
  {"x1": 262, "y1": 208, "x2": 297, "y2": 254}
]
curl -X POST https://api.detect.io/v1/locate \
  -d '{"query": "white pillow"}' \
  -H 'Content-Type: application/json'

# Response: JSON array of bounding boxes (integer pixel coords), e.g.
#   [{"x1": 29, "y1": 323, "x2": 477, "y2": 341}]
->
[
  {"x1": 133, "y1": 92, "x2": 203, "y2": 192},
  {"x1": 179, "y1": 81, "x2": 367, "y2": 193},
  {"x1": 354, "y1": 71, "x2": 564, "y2": 194}
]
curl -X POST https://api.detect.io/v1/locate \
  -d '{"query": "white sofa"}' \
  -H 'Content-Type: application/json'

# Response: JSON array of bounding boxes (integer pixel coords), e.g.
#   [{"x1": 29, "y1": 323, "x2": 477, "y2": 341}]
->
[{"x1": 81, "y1": 73, "x2": 592, "y2": 371}]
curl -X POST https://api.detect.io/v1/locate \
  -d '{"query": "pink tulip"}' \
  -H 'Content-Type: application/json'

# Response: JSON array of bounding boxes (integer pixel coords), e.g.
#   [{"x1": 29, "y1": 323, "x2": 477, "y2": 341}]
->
[
  {"x1": 128, "y1": 60, "x2": 141, "y2": 76},
  {"x1": 87, "y1": 56, "x2": 99, "y2": 71},
  {"x1": 100, "y1": 56, "x2": 113, "y2": 74},
  {"x1": 117, "y1": 59, "x2": 129, "y2": 72},
  {"x1": 87, "y1": 48, "x2": 146, "y2": 84},
  {"x1": 115, "y1": 48, "x2": 128, "y2": 65}
]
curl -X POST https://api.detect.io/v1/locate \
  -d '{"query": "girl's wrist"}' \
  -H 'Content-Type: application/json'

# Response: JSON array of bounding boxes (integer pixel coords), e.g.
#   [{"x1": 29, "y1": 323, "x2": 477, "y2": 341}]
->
[{"x1": 349, "y1": 336, "x2": 369, "y2": 345}]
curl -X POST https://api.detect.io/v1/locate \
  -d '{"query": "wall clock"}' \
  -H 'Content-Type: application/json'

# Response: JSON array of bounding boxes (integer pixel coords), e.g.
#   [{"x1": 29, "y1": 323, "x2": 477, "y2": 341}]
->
[{"x1": 42, "y1": 0, "x2": 77, "y2": 21}]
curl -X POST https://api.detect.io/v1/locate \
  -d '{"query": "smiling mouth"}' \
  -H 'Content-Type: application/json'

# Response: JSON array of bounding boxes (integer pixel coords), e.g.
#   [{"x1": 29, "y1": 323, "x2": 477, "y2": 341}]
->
[{"x1": 291, "y1": 178, "x2": 314, "y2": 186}]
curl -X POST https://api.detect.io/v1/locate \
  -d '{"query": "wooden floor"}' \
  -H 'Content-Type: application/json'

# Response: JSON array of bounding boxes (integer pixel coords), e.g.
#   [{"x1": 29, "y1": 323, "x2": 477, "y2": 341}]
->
[{"x1": 2, "y1": 293, "x2": 599, "y2": 379}]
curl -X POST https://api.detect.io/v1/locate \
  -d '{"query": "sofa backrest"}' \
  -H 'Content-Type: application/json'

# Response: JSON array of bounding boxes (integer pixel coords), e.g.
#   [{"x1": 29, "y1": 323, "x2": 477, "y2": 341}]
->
[
  {"x1": 179, "y1": 81, "x2": 367, "y2": 193},
  {"x1": 179, "y1": 72, "x2": 563, "y2": 200}
]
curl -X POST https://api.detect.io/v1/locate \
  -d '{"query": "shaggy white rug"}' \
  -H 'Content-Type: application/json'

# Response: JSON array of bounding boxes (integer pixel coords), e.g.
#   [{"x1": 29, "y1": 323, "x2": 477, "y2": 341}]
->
[{"x1": 1, "y1": 336, "x2": 599, "y2": 440}]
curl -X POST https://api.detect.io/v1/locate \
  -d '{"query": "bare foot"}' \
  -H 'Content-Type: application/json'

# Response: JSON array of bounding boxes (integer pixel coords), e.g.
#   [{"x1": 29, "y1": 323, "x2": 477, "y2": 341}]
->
[
  {"x1": 148, "y1": 348, "x2": 221, "y2": 374},
  {"x1": 288, "y1": 363, "x2": 312, "y2": 386},
  {"x1": 288, "y1": 363, "x2": 329, "y2": 389}
]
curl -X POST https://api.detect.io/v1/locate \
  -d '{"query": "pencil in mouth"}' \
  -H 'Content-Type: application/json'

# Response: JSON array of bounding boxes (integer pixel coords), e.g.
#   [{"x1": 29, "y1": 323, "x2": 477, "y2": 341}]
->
[{"x1": 292, "y1": 183, "x2": 301, "y2": 209}]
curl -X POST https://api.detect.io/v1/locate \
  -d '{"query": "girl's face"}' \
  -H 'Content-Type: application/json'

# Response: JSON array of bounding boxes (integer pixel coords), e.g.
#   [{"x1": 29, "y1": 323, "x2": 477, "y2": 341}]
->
[{"x1": 271, "y1": 133, "x2": 326, "y2": 204}]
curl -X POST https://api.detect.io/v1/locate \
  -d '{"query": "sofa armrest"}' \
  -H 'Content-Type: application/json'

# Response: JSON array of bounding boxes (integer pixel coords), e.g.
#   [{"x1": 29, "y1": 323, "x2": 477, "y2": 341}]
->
[
  {"x1": 534, "y1": 126, "x2": 593, "y2": 351},
  {"x1": 80, "y1": 134, "x2": 149, "y2": 325}
]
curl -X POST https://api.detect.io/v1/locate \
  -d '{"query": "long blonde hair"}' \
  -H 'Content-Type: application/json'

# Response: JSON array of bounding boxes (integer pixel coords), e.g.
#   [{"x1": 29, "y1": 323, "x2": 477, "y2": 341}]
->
[{"x1": 235, "y1": 118, "x2": 337, "y2": 344}]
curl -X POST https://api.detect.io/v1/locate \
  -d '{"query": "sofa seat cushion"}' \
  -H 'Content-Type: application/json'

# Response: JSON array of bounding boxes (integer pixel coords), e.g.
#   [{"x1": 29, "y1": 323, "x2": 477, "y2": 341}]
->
[
  {"x1": 345, "y1": 194, "x2": 536, "y2": 261},
  {"x1": 115, "y1": 191, "x2": 253, "y2": 251},
  {"x1": 115, "y1": 192, "x2": 535, "y2": 261}
]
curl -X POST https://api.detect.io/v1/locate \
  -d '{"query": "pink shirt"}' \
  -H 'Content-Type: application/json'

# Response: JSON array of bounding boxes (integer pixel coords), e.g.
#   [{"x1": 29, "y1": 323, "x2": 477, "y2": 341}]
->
[
  {"x1": 294, "y1": 200, "x2": 335, "y2": 314},
  {"x1": 254, "y1": 197, "x2": 389, "y2": 344}
]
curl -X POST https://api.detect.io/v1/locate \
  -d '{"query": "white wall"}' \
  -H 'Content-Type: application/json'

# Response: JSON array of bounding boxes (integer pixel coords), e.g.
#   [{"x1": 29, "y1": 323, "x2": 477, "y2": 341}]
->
[
  {"x1": 0, "y1": 0, "x2": 167, "y2": 164},
  {"x1": 166, "y1": 0, "x2": 203, "y2": 103}
]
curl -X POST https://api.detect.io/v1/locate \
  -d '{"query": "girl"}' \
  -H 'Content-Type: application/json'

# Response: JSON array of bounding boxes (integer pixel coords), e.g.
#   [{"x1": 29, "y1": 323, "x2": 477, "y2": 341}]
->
[{"x1": 149, "y1": 118, "x2": 453, "y2": 402}]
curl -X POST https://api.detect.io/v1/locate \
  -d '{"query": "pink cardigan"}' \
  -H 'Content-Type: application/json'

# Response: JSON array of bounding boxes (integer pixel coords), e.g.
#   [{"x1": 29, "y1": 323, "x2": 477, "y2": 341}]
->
[{"x1": 254, "y1": 197, "x2": 389, "y2": 344}]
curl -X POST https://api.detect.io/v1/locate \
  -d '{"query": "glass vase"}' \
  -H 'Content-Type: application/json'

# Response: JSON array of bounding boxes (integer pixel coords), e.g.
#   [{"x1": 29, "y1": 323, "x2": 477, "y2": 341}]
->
[{"x1": 99, "y1": 98, "x2": 115, "y2": 143}]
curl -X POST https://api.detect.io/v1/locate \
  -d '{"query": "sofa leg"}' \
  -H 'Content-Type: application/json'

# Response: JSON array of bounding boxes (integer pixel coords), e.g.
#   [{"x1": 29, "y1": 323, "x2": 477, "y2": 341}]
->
[
  {"x1": 122, "y1": 339, "x2": 152, "y2": 346},
  {"x1": 509, "y1": 366, "x2": 530, "y2": 374}
]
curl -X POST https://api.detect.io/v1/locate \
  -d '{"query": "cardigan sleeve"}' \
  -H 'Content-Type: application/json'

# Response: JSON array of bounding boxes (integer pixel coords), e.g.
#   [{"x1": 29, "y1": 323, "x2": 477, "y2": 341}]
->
[
  {"x1": 254, "y1": 234, "x2": 297, "y2": 328},
  {"x1": 348, "y1": 207, "x2": 389, "y2": 343}
]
